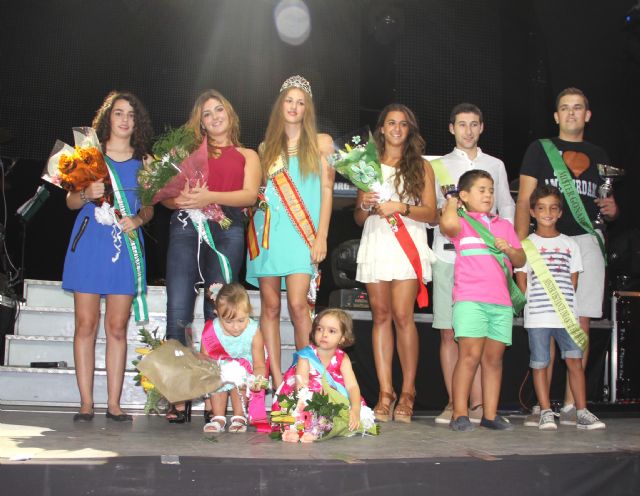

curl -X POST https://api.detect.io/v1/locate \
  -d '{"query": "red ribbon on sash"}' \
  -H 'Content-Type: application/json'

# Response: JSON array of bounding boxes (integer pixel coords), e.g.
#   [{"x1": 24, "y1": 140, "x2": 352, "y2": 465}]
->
[
  {"x1": 386, "y1": 213, "x2": 429, "y2": 308},
  {"x1": 246, "y1": 206, "x2": 270, "y2": 261}
]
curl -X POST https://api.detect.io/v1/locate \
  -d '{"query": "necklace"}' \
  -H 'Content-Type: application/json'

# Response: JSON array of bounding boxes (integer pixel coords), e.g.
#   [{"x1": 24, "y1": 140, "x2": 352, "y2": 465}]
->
[{"x1": 287, "y1": 142, "x2": 299, "y2": 157}]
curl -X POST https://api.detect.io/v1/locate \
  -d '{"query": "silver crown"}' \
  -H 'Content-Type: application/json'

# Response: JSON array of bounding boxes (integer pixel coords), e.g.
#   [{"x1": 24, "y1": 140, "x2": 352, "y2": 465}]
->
[{"x1": 280, "y1": 75, "x2": 312, "y2": 97}]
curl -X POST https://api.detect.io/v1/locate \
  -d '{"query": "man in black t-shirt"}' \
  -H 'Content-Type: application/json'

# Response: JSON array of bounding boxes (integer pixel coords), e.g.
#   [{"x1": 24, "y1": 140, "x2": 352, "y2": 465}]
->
[{"x1": 515, "y1": 87, "x2": 619, "y2": 426}]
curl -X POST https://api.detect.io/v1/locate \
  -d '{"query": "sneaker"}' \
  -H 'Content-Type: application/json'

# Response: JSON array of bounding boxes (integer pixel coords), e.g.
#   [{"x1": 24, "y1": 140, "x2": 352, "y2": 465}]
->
[
  {"x1": 480, "y1": 415, "x2": 514, "y2": 430},
  {"x1": 435, "y1": 403, "x2": 453, "y2": 425},
  {"x1": 576, "y1": 409, "x2": 606, "y2": 430},
  {"x1": 538, "y1": 409, "x2": 558, "y2": 431},
  {"x1": 524, "y1": 405, "x2": 541, "y2": 427},
  {"x1": 450, "y1": 415, "x2": 475, "y2": 432},
  {"x1": 468, "y1": 404, "x2": 483, "y2": 424},
  {"x1": 559, "y1": 404, "x2": 577, "y2": 425}
]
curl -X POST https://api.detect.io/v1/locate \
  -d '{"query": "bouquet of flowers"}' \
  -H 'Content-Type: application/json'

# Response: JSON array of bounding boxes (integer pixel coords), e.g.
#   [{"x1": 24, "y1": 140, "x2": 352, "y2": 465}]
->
[
  {"x1": 137, "y1": 126, "x2": 231, "y2": 229},
  {"x1": 43, "y1": 127, "x2": 110, "y2": 204},
  {"x1": 132, "y1": 328, "x2": 167, "y2": 414},
  {"x1": 270, "y1": 377, "x2": 378, "y2": 443},
  {"x1": 327, "y1": 127, "x2": 394, "y2": 205}
]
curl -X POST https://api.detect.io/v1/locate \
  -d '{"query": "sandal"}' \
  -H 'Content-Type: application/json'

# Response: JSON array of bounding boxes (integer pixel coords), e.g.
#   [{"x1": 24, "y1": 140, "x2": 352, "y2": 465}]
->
[
  {"x1": 373, "y1": 391, "x2": 397, "y2": 422},
  {"x1": 394, "y1": 392, "x2": 415, "y2": 423},
  {"x1": 228, "y1": 415, "x2": 248, "y2": 433},
  {"x1": 167, "y1": 401, "x2": 192, "y2": 424},
  {"x1": 203, "y1": 416, "x2": 226, "y2": 434}
]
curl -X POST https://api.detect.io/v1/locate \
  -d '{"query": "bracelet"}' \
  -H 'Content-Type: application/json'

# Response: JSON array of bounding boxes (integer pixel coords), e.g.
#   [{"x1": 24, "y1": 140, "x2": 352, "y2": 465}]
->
[
  {"x1": 79, "y1": 189, "x2": 89, "y2": 204},
  {"x1": 402, "y1": 203, "x2": 411, "y2": 216},
  {"x1": 359, "y1": 202, "x2": 372, "y2": 212}
]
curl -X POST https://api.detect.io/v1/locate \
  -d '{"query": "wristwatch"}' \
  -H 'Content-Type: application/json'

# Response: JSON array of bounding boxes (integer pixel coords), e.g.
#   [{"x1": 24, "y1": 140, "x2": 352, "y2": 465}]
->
[{"x1": 402, "y1": 203, "x2": 411, "y2": 216}]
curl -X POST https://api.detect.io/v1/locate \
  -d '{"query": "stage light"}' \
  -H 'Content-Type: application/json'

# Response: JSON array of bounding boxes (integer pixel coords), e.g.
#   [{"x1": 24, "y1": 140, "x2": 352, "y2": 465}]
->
[{"x1": 274, "y1": 0, "x2": 311, "y2": 46}]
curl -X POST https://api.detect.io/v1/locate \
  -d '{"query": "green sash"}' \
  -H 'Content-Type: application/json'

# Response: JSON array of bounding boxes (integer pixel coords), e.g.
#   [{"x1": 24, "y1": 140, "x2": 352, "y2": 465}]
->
[
  {"x1": 458, "y1": 209, "x2": 526, "y2": 316},
  {"x1": 521, "y1": 239, "x2": 588, "y2": 351},
  {"x1": 430, "y1": 158, "x2": 455, "y2": 188},
  {"x1": 539, "y1": 139, "x2": 606, "y2": 261},
  {"x1": 105, "y1": 157, "x2": 148, "y2": 324},
  {"x1": 189, "y1": 216, "x2": 232, "y2": 284}
]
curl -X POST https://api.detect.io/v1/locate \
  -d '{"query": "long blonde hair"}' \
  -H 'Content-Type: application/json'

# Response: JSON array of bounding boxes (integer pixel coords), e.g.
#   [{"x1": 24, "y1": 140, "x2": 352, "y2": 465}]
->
[
  {"x1": 260, "y1": 87, "x2": 320, "y2": 179},
  {"x1": 185, "y1": 89, "x2": 241, "y2": 154}
]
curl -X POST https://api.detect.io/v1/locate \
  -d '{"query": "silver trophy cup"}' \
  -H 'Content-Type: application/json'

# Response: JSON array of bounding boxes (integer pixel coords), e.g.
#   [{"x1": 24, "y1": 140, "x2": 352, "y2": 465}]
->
[{"x1": 595, "y1": 163, "x2": 625, "y2": 226}]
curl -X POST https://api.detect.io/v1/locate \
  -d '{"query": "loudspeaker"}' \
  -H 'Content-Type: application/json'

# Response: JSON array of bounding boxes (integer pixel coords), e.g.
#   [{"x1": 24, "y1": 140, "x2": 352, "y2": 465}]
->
[{"x1": 611, "y1": 291, "x2": 640, "y2": 402}]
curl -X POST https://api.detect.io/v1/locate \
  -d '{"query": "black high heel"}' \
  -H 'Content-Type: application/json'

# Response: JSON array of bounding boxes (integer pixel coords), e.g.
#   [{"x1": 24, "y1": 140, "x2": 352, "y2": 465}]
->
[
  {"x1": 204, "y1": 409, "x2": 213, "y2": 425},
  {"x1": 168, "y1": 401, "x2": 192, "y2": 424}
]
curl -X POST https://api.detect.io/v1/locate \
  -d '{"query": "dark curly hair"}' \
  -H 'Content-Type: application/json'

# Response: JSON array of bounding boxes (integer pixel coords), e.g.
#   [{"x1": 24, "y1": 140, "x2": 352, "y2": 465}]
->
[
  {"x1": 92, "y1": 91, "x2": 153, "y2": 160},
  {"x1": 373, "y1": 104, "x2": 427, "y2": 204}
]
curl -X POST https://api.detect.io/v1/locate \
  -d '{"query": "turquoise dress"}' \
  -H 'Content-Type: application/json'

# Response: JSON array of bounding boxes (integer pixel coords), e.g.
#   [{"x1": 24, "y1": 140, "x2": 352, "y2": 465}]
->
[{"x1": 246, "y1": 156, "x2": 320, "y2": 289}]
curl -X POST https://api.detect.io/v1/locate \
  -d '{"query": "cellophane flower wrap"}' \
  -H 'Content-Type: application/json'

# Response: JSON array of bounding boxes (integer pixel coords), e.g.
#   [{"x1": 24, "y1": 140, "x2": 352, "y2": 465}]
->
[
  {"x1": 137, "y1": 126, "x2": 231, "y2": 228},
  {"x1": 270, "y1": 376, "x2": 378, "y2": 442},
  {"x1": 43, "y1": 127, "x2": 110, "y2": 204},
  {"x1": 326, "y1": 127, "x2": 394, "y2": 202}
]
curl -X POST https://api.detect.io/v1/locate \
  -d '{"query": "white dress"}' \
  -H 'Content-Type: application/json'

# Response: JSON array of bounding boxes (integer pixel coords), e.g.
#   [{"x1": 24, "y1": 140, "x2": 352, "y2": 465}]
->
[{"x1": 356, "y1": 164, "x2": 434, "y2": 283}]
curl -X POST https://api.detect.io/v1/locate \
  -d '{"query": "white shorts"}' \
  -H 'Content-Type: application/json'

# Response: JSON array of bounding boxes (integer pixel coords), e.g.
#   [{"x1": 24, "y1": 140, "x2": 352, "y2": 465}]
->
[
  {"x1": 432, "y1": 259, "x2": 454, "y2": 330},
  {"x1": 573, "y1": 231, "x2": 605, "y2": 319}
]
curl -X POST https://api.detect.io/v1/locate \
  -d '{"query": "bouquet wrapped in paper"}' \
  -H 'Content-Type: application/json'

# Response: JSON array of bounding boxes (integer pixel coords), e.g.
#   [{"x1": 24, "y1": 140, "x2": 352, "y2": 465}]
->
[
  {"x1": 270, "y1": 377, "x2": 378, "y2": 442},
  {"x1": 137, "y1": 126, "x2": 230, "y2": 228},
  {"x1": 136, "y1": 338, "x2": 222, "y2": 404},
  {"x1": 132, "y1": 328, "x2": 167, "y2": 414},
  {"x1": 43, "y1": 127, "x2": 110, "y2": 204},
  {"x1": 327, "y1": 127, "x2": 394, "y2": 202}
]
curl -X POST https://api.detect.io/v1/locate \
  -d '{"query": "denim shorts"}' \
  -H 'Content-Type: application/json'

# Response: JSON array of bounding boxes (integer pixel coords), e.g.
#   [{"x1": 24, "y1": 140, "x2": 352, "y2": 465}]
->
[{"x1": 527, "y1": 327, "x2": 583, "y2": 369}]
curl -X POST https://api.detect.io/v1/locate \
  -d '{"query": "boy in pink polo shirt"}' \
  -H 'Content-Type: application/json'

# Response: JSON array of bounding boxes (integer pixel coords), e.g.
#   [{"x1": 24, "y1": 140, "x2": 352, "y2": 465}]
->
[{"x1": 440, "y1": 169, "x2": 525, "y2": 431}]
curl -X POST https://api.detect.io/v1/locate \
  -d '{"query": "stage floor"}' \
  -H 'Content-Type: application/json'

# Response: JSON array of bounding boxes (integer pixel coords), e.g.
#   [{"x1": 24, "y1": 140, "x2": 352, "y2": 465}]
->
[
  {"x1": 1, "y1": 406, "x2": 639, "y2": 461},
  {"x1": 2, "y1": 406, "x2": 640, "y2": 495}
]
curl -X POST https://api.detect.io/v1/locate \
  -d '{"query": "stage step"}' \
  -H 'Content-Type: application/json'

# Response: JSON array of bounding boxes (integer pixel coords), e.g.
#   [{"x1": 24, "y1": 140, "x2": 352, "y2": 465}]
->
[
  {"x1": 0, "y1": 279, "x2": 298, "y2": 408},
  {"x1": 0, "y1": 366, "x2": 147, "y2": 408}
]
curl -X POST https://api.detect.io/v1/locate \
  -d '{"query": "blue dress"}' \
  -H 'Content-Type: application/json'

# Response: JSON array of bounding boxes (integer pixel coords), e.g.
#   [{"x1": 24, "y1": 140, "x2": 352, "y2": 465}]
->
[
  {"x1": 62, "y1": 158, "x2": 145, "y2": 295},
  {"x1": 245, "y1": 156, "x2": 320, "y2": 289}
]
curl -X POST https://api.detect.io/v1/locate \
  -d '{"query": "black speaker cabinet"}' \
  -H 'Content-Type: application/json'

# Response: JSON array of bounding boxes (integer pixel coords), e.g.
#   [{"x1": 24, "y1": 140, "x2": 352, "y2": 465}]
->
[{"x1": 611, "y1": 291, "x2": 640, "y2": 403}]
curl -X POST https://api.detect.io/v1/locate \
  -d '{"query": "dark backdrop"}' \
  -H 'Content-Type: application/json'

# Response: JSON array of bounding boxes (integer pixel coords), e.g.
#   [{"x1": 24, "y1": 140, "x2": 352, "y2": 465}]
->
[{"x1": 1, "y1": 0, "x2": 638, "y2": 289}]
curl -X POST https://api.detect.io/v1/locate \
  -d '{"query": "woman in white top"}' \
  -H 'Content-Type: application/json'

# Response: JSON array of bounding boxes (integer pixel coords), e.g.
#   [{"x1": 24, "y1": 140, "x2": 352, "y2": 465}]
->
[{"x1": 354, "y1": 104, "x2": 437, "y2": 422}]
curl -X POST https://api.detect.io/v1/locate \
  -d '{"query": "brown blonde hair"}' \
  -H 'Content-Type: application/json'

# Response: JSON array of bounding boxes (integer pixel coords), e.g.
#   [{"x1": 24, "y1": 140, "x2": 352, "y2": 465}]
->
[
  {"x1": 373, "y1": 103, "x2": 427, "y2": 204},
  {"x1": 309, "y1": 308, "x2": 355, "y2": 348},
  {"x1": 185, "y1": 89, "x2": 241, "y2": 156},
  {"x1": 214, "y1": 283, "x2": 252, "y2": 320},
  {"x1": 92, "y1": 91, "x2": 153, "y2": 160},
  {"x1": 260, "y1": 86, "x2": 320, "y2": 180}
]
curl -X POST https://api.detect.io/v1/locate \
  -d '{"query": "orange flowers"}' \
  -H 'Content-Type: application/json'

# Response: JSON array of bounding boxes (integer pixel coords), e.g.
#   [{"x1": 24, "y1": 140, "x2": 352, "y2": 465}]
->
[{"x1": 57, "y1": 146, "x2": 109, "y2": 192}]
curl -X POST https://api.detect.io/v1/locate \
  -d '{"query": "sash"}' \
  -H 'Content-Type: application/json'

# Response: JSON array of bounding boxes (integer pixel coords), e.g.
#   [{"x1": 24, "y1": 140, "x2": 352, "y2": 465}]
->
[
  {"x1": 246, "y1": 202, "x2": 270, "y2": 260},
  {"x1": 104, "y1": 157, "x2": 148, "y2": 323},
  {"x1": 539, "y1": 139, "x2": 606, "y2": 261},
  {"x1": 294, "y1": 346, "x2": 349, "y2": 399},
  {"x1": 187, "y1": 212, "x2": 232, "y2": 284},
  {"x1": 386, "y1": 213, "x2": 430, "y2": 308},
  {"x1": 268, "y1": 154, "x2": 317, "y2": 249},
  {"x1": 458, "y1": 209, "x2": 526, "y2": 316},
  {"x1": 430, "y1": 158, "x2": 455, "y2": 188},
  {"x1": 521, "y1": 239, "x2": 588, "y2": 351}
]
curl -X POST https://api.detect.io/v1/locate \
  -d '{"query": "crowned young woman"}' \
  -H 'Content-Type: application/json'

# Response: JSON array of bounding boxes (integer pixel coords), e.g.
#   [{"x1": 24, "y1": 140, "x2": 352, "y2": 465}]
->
[{"x1": 246, "y1": 75, "x2": 335, "y2": 388}]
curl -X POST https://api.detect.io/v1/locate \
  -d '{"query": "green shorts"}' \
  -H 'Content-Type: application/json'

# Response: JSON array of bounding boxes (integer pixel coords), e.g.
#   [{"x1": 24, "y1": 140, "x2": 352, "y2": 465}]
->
[
  {"x1": 432, "y1": 259, "x2": 454, "y2": 330},
  {"x1": 452, "y1": 301, "x2": 513, "y2": 345}
]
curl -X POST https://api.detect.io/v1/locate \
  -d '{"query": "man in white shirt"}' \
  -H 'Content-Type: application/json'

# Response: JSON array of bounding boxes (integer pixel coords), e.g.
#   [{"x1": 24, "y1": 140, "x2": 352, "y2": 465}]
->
[{"x1": 431, "y1": 103, "x2": 515, "y2": 424}]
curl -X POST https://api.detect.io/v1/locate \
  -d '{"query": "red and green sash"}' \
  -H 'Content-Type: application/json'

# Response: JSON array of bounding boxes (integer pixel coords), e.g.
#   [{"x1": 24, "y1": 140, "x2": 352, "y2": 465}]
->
[
  {"x1": 104, "y1": 157, "x2": 148, "y2": 324},
  {"x1": 386, "y1": 212, "x2": 430, "y2": 308}
]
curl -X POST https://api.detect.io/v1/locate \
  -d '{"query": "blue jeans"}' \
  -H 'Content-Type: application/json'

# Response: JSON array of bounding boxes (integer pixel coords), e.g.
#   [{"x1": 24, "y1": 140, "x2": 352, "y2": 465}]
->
[
  {"x1": 165, "y1": 210, "x2": 245, "y2": 344},
  {"x1": 527, "y1": 327, "x2": 583, "y2": 369}
]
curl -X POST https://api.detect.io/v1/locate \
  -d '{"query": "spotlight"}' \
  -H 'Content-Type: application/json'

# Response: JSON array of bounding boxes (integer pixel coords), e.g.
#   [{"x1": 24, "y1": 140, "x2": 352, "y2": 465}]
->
[{"x1": 274, "y1": 0, "x2": 311, "y2": 46}]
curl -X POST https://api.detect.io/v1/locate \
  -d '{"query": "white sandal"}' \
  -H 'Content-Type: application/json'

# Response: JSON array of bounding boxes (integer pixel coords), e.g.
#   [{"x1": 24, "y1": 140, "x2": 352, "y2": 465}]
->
[
  {"x1": 203, "y1": 416, "x2": 226, "y2": 434},
  {"x1": 228, "y1": 415, "x2": 247, "y2": 433}
]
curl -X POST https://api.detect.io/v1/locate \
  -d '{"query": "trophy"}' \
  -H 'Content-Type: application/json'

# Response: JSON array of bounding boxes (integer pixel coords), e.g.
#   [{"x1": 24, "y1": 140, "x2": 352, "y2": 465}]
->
[
  {"x1": 441, "y1": 184, "x2": 459, "y2": 199},
  {"x1": 595, "y1": 163, "x2": 625, "y2": 226}
]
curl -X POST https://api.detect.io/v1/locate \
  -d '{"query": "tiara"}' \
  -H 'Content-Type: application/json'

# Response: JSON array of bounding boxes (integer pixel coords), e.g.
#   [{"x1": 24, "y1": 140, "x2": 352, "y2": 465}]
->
[{"x1": 280, "y1": 75, "x2": 312, "y2": 97}]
